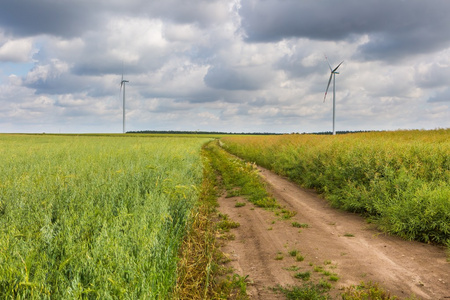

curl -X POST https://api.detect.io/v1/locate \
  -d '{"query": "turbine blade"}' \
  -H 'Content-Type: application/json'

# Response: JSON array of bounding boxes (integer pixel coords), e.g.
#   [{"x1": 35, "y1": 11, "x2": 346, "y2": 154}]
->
[
  {"x1": 333, "y1": 61, "x2": 344, "y2": 73},
  {"x1": 324, "y1": 54, "x2": 332, "y2": 71},
  {"x1": 324, "y1": 73, "x2": 333, "y2": 102}
]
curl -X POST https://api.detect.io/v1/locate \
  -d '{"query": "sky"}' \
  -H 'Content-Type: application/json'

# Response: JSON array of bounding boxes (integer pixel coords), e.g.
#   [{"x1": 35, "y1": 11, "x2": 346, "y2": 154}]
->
[{"x1": 0, "y1": 0, "x2": 449, "y2": 134}]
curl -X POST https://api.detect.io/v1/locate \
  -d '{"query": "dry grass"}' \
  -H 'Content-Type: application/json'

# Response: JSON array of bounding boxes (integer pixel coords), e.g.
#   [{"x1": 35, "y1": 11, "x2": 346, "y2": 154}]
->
[
  {"x1": 174, "y1": 148, "x2": 218, "y2": 299},
  {"x1": 175, "y1": 143, "x2": 249, "y2": 299}
]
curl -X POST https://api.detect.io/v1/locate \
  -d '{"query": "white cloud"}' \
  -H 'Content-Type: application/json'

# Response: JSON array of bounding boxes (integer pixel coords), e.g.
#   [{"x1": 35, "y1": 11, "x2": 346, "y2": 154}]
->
[{"x1": 0, "y1": 38, "x2": 34, "y2": 62}]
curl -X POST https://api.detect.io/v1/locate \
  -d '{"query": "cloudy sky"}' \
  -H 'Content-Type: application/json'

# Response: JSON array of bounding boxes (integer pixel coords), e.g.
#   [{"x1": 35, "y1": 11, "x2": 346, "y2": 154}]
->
[{"x1": 1, "y1": 0, "x2": 449, "y2": 133}]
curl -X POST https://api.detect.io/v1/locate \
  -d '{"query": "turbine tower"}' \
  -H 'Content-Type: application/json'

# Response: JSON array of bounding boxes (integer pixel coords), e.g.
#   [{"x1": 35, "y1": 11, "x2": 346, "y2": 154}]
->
[
  {"x1": 120, "y1": 73, "x2": 129, "y2": 134},
  {"x1": 324, "y1": 56, "x2": 343, "y2": 135}
]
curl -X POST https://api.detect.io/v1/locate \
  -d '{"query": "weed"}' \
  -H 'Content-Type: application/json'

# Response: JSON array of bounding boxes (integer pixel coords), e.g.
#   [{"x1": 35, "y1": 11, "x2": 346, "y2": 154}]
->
[
  {"x1": 329, "y1": 264, "x2": 337, "y2": 269},
  {"x1": 329, "y1": 275, "x2": 339, "y2": 282},
  {"x1": 235, "y1": 202, "x2": 246, "y2": 207},
  {"x1": 292, "y1": 221, "x2": 309, "y2": 228},
  {"x1": 318, "y1": 279, "x2": 332, "y2": 290},
  {"x1": 219, "y1": 233, "x2": 236, "y2": 240},
  {"x1": 281, "y1": 209, "x2": 297, "y2": 220},
  {"x1": 294, "y1": 271, "x2": 311, "y2": 281},
  {"x1": 275, "y1": 252, "x2": 284, "y2": 260},
  {"x1": 216, "y1": 218, "x2": 240, "y2": 232},
  {"x1": 273, "y1": 283, "x2": 332, "y2": 300},
  {"x1": 344, "y1": 233, "x2": 355, "y2": 237},
  {"x1": 231, "y1": 274, "x2": 250, "y2": 298},
  {"x1": 216, "y1": 273, "x2": 250, "y2": 299},
  {"x1": 296, "y1": 254, "x2": 305, "y2": 262},
  {"x1": 288, "y1": 249, "x2": 299, "y2": 257},
  {"x1": 341, "y1": 281, "x2": 398, "y2": 299},
  {"x1": 284, "y1": 265, "x2": 300, "y2": 271},
  {"x1": 314, "y1": 266, "x2": 324, "y2": 272}
]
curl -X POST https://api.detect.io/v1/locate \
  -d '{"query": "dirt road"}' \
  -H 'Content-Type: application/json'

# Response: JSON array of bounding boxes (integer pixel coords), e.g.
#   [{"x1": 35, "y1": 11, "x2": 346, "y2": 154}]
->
[{"x1": 217, "y1": 166, "x2": 449, "y2": 299}]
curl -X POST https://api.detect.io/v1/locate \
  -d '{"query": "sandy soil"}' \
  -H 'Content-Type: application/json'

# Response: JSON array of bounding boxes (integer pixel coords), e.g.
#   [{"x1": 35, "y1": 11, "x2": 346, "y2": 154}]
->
[{"x1": 217, "y1": 166, "x2": 450, "y2": 300}]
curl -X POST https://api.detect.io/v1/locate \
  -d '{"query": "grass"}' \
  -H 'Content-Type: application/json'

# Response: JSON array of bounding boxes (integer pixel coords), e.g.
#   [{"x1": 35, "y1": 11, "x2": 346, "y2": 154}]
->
[
  {"x1": 292, "y1": 221, "x2": 309, "y2": 228},
  {"x1": 204, "y1": 140, "x2": 279, "y2": 210},
  {"x1": 294, "y1": 271, "x2": 311, "y2": 281},
  {"x1": 281, "y1": 209, "x2": 297, "y2": 219},
  {"x1": 275, "y1": 252, "x2": 284, "y2": 260},
  {"x1": 296, "y1": 254, "x2": 305, "y2": 262},
  {"x1": 216, "y1": 215, "x2": 240, "y2": 232},
  {"x1": 329, "y1": 275, "x2": 339, "y2": 282},
  {"x1": 273, "y1": 283, "x2": 331, "y2": 300},
  {"x1": 341, "y1": 281, "x2": 399, "y2": 299},
  {"x1": 177, "y1": 141, "x2": 253, "y2": 299},
  {"x1": 284, "y1": 265, "x2": 300, "y2": 271},
  {"x1": 314, "y1": 266, "x2": 324, "y2": 273},
  {"x1": 205, "y1": 140, "x2": 298, "y2": 219},
  {"x1": 175, "y1": 145, "x2": 218, "y2": 298}
]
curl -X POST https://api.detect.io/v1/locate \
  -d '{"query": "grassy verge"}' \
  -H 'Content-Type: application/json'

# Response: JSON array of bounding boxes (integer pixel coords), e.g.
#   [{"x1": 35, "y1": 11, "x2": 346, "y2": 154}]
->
[
  {"x1": 207, "y1": 140, "x2": 296, "y2": 220},
  {"x1": 174, "y1": 145, "x2": 219, "y2": 299},
  {"x1": 175, "y1": 141, "x2": 250, "y2": 299}
]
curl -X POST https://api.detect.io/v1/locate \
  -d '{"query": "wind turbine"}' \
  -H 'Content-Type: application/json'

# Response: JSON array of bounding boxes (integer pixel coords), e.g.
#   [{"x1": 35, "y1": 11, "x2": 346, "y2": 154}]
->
[
  {"x1": 120, "y1": 72, "x2": 129, "y2": 134},
  {"x1": 324, "y1": 56, "x2": 343, "y2": 135}
]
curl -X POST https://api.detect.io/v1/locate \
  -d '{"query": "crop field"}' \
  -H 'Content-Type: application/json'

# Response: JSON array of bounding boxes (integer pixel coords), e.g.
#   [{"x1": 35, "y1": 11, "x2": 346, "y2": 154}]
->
[
  {"x1": 220, "y1": 129, "x2": 450, "y2": 245},
  {"x1": 1, "y1": 130, "x2": 448, "y2": 299},
  {"x1": 0, "y1": 134, "x2": 210, "y2": 299}
]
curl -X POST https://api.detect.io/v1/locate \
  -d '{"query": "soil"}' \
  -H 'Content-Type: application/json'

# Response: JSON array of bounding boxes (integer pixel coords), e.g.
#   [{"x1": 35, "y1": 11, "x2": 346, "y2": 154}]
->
[{"x1": 217, "y1": 166, "x2": 450, "y2": 300}]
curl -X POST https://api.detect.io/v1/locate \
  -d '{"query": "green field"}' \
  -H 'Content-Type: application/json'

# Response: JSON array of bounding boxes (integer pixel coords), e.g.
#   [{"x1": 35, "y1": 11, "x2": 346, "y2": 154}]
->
[
  {"x1": 0, "y1": 135, "x2": 209, "y2": 299},
  {"x1": 1, "y1": 130, "x2": 449, "y2": 299},
  {"x1": 221, "y1": 129, "x2": 450, "y2": 245}
]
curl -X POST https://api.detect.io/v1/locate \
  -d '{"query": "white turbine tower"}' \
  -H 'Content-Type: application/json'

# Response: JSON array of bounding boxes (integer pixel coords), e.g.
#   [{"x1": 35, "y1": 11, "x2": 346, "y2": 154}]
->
[
  {"x1": 324, "y1": 56, "x2": 343, "y2": 135},
  {"x1": 120, "y1": 72, "x2": 129, "y2": 134}
]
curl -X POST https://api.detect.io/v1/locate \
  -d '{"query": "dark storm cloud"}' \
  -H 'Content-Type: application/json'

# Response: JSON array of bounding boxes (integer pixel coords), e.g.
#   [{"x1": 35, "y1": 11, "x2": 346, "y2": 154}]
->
[
  {"x1": 0, "y1": 0, "x2": 226, "y2": 39},
  {"x1": 0, "y1": 0, "x2": 104, "y2": 38},
  {"x1": 239, "y1": 0, "x2": 450, "y2": 61}
]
